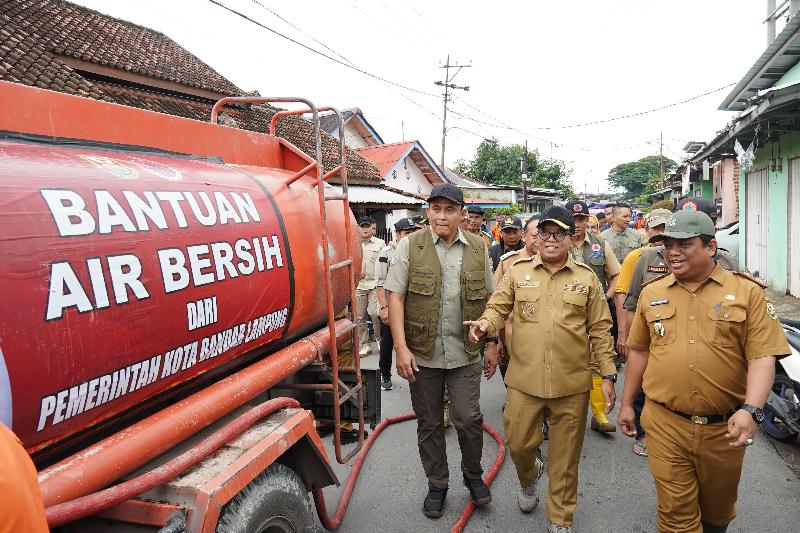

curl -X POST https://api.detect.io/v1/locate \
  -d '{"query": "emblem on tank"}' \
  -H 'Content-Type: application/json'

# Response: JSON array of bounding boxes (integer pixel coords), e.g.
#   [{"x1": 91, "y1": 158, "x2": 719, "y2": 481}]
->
[{"x1": 79, "y1": 155, "x2": 139, "y2": 180}]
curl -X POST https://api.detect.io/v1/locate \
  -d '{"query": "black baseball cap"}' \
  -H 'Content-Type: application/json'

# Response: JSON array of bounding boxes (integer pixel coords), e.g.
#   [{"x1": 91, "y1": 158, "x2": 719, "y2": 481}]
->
[
  {"x1": 677, "y1": 197, "x2": 718, "y2": 219},
  {"x1": 428, "y1": 183, "x2": 464, "y2": 205},
  {"x1": 564, "y1": 199, "x2": 590, "y2": 217},
  {"x1": 394, "y1": 217, "x2": 417, "y2": 232},
  {"x1": 465, "y1": 205, "x2": 485, "y2": 215},
  {"x1": 358, "y1": 215, "x2": 375, "y2": 226},
  {"x1": 500, "y1": 215, "x2": 523, "y2": 230},
  {"x1": 538, "y1": 205, "x2": 575, "y2": 233}
]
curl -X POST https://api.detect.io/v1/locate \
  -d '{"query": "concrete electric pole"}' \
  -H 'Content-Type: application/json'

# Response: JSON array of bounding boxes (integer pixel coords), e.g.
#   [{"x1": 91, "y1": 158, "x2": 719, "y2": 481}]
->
[
  {"x1": 435, "y1": 55, "x2": 471, "y2": 171},
  {"x1": 521, "y1": 141, "x2": 528, "y2": 212}
]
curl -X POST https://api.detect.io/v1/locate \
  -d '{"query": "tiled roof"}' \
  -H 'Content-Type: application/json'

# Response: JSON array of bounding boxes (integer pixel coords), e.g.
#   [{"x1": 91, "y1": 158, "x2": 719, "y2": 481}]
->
[
  {"x1": 3, "y1": 0, "x2": 241, "y2": 95},
  {"x1": 319, "y1": 108, "x2": 356, "y2": 135},
  {"x1": 0, "y1": 0, "x2": 379, "y2": 181},
  {"x1": 356, "y1": 140, "x2": 445, "y2": 184},
  {"x1": 94, "y1": 81, "x2": 379, "y2": 182},
  {"x1": 0, "y1": 14, "x2": 106, "y2": 100},
  {"x1": 356, "y1": 141, "x2": 417, "y2": 176}
]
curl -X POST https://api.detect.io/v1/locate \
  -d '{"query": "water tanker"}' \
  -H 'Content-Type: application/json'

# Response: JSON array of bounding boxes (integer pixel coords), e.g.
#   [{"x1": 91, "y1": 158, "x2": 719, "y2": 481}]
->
[{"x1": 0, "y1": 81, "x2": 374, "y2": 531}]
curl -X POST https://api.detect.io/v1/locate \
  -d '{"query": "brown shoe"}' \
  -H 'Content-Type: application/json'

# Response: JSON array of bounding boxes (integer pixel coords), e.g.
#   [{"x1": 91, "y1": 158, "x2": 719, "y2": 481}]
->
[{"x1": 590, "y1": 416, "x2": 616, "y2": 432}]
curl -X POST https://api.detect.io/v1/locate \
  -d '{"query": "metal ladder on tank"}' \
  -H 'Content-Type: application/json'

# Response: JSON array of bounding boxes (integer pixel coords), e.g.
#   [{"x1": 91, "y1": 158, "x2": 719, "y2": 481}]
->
[{"x1": 210, "y1": 97, "x2": 364, "y2": 463}]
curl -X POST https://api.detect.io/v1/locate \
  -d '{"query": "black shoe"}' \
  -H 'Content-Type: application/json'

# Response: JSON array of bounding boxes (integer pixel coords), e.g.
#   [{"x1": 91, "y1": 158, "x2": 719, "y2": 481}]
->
[
  {"x1": 316, "y1": 424, "x2": 334, "y2": 438},
  {"x1": 463, "y1": 476, "x2": 492, "y2": 506},
  {"x1": 542, "y1": 420, "x2": 549, "y2": 441},
  {"x1": 340, "y1": 429, "x2": 368, "y2": 444},
  {"x1": 381, "y1": 374, "x2": 393, "y2": 391},
  {"x1": 422, "y1": 487, "x2": 447, "y2": 518}
]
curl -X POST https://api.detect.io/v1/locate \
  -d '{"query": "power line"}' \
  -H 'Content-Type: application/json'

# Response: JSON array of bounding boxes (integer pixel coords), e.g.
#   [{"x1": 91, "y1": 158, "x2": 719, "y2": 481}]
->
[{"x1": 207, "y1": 0, "x2": 438, "y2": 97}]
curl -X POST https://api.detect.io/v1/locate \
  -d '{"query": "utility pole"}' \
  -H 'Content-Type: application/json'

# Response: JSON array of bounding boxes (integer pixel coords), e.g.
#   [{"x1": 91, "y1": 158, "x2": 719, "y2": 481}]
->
[
  {"x1": 435, "y1": 54, "x2": 471, "y2": 171},
  {"x1": 659, "y1": 131, "x2": 665, "y2": 189},
  {"x1": 521, "y1": 141, "x2": 528, "y2": 212}
]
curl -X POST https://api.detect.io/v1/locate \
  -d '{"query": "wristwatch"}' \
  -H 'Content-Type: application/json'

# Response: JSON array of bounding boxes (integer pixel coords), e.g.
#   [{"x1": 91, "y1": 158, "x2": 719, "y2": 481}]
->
[
  {"x1": 485, "y1": 337, "x2": 499, "y2": 344},
  {"x1": 740, "y1": 404, "x2": 765, "y2": 424},
  {"x1": 601, "y1": 374, "x2": 617, "y2": 383}
]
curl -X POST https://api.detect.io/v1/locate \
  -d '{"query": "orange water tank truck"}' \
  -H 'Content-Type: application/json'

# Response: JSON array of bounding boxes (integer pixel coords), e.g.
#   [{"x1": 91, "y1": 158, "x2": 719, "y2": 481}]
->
[{"x1": 0, "y1": 80, "x2": 377, "y2": 531}]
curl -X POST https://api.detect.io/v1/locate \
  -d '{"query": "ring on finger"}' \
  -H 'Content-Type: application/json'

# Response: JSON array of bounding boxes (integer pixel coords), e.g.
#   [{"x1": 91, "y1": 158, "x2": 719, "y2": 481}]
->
[{"x1": 745, "y1": 438, "x2": 754, "y2": 446}]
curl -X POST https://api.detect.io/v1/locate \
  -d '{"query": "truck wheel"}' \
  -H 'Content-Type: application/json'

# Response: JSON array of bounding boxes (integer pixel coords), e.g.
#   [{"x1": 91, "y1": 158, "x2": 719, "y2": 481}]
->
[{"x1": 216, "y1": 463, "x2": 316, "y2": 533}]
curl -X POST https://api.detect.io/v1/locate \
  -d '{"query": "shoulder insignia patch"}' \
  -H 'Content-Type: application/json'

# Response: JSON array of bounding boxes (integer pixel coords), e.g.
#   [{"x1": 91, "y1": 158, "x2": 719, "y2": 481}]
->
[
  {"x1": 765, "y1": 298, "x2": 778, "y2": 320},
  {"x1": 500, "y1": 249, "x2": 521, "y2": 262},
  {"x1": 642, "y1": 273, "x2": 670, "y2": 288},
  {"x1": 732, "y1": 271, "x2": 768, "y2": 288}
]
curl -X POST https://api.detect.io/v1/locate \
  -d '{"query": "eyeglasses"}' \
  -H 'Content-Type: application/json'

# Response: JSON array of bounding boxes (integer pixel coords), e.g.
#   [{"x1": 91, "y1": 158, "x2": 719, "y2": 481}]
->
[{"x1": 537, "y1": 229, "x2": 568, "y2": 242}]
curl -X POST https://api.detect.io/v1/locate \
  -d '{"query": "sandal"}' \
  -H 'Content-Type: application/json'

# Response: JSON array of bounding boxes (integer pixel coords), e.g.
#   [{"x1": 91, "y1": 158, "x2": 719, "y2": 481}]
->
[{"x1": 633, "y1": 441, "x2": 648, "y2": 457}]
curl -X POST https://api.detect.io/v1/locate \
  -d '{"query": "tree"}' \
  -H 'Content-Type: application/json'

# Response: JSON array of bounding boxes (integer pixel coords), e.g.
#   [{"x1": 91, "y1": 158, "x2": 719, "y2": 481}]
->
[
  {"x1": 606, "y1": 155, "x2": 676, "y2": 199},
  {"x1": 454, "y1": 139, "x2": 574, "y2": 196}
]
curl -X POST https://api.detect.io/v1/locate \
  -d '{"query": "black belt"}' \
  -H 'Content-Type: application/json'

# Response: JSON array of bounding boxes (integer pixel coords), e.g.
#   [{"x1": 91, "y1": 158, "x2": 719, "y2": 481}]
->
[{"x1": 655, "y1": 402, "x2": 737, "y2": 425}]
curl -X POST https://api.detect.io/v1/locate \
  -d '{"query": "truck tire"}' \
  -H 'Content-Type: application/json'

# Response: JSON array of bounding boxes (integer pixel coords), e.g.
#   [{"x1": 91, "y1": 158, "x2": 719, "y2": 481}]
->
[{"x1": 216, "y1": 463, "x2": 316, "y2": 533}]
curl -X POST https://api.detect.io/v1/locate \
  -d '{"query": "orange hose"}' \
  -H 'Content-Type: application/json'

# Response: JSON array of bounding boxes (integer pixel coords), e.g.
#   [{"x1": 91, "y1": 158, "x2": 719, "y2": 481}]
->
[{"x1": 312, "y1": 412, "x2": 506, "y2": 532}]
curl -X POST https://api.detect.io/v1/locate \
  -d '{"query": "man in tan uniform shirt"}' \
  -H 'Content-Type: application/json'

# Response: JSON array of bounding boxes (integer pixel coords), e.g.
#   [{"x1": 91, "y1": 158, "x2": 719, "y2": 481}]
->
[
  {"x1": 619, "y1": 210, "x2": 790, "y2": 533},
  {"x1": 492, "y1": 215, "x2": 539, "y2": 379},
  {"x1": 466, "y1": 206, "x2": 616, "y2": 533}
]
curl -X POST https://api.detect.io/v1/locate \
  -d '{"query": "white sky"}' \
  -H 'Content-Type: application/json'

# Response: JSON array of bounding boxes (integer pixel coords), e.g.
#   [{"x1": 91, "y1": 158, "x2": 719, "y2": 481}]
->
[{"x1": 72, "y1": 0, "x2": 776, "y2": 193}]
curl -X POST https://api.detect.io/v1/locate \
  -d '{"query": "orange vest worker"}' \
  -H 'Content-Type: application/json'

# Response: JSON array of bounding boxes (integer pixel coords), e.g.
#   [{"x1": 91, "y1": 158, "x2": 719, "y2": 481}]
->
[{"x1": 0, "y1": 423, "x2": 48, "y2": 532}]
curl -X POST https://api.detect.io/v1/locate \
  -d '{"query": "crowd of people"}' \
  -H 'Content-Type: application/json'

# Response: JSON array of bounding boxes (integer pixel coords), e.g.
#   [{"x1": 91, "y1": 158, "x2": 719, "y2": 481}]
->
[{"x1": 360, "y1": 183, "x2": 790, "y2": 533}]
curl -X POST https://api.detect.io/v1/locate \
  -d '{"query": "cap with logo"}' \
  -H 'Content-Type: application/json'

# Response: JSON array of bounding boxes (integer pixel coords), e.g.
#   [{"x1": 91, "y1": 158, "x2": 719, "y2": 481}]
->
[
  {"x1": 358, "y1": 215, "x2": 375, "y2": 227},
  {"x1": 537, "y1": 205, "x2": 575, "y2": 233},
  {"x1": 645, "y1": 208, "x2": 673, "y2": 228},
  {"x1": 394, "y1": 217, "x2": 417, "y2": 232},
  {"x1": 465, "y1": 205, "x2": 485, "y2": 215},
  {"x1": 564, "y1": 199, "x2": 590, "y2": 217},
  {"x1": 677, "y1": 197, "x2": 717, "y2": 218},
  {"x1": 428, "y1": 183, "x2": 464, "y2": 205},
  {"x1": 500, "y1": 215, "x2": 523, "y2": 230},
  {"x1": 651, "y1": 210, "x2": 715, "y2": 241}
]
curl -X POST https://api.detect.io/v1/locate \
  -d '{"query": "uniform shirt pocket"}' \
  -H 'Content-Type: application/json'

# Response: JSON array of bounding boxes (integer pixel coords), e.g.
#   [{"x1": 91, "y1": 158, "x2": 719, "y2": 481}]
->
[
  {"x1": 515, "y1": 287, "x2": 541, "y2": 323},
  {"x1": 643, "y1": 305, "x2": 676, "y2": 346},
  {"x1": 408, "y1": 270, "x2": 436, "y2": 296},
  {"x1": 562, "y1": 287, "x2": 589, "y2": 324},
  {"x1": 464, "y1": 270, "x2": 487, "y2": 301},
  {"x1": 707, "y1": 305, "x2": 746, "y2": 348}
]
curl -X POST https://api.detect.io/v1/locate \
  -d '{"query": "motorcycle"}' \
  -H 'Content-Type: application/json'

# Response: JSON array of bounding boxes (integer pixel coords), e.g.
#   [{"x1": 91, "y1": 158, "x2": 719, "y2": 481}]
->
[{"x1": 763, "y1": 318, "x2": 800, "y2": 442}]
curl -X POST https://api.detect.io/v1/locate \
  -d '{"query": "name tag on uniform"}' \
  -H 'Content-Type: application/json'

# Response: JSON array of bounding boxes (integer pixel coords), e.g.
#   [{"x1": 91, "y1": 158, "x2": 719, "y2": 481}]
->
[
  {"x1": 648, "y1": 266, "x2": 669, "y2": 274},
  {"x1": 649, "y1": 299, "x2": 669, "y2": 306},
  {"x1": 563, "y1": 283, "x2": 588, "y2": 294},
  {"x1": 516, "y1": 281, "x2": 540, "y2": 288}
]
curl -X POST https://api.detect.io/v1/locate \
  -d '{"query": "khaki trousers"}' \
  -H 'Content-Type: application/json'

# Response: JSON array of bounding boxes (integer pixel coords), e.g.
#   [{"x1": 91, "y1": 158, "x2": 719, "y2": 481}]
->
[
  {"x1": 504, "y1": 387, "x2": 589, "y2": 527},
  {"x1": 642, "y1": 399, "x2": 745, "y2": 533},
  {"x1": 355, "y1": 288, "x2": 380, "y2": 348},
  {"x1": 409, "y1": 362, "x2": 484, "y2": 489}
]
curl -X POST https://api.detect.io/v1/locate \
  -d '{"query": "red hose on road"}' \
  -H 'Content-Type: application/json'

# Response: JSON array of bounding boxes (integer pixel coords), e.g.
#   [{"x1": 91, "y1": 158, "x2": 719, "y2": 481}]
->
[{"x1": 312, "y1": 412, "x2": 506, "y2": 533}]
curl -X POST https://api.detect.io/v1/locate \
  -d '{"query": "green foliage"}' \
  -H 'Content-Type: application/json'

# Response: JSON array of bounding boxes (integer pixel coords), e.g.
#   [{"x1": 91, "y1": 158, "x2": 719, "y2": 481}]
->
[
  {"x1": 647, "y1": 199, "x2": 675, "y2": 213},
  {"x1": 484, "y1": 205, "x2": 522, "y2": 219},
  {"x1": 454, "y1": 139, "x2": 574, "y2": 197},
  {"x1": 607, "y1": 155, "x2": 677, "y2": 199}
]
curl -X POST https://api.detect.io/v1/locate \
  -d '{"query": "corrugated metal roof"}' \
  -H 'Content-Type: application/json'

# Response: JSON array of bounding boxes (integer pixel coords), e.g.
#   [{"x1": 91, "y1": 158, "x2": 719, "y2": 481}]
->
[
  {"x1": 720, "y1": 11, "x2": 800, "y2": 111},
  {"x1": 331, "y1": 185, "x2": 424, "y2": 206}
]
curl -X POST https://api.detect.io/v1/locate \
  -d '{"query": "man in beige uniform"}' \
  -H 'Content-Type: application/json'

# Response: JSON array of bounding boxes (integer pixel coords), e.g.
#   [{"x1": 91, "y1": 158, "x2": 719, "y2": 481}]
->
[
  {"x1": 619, "y1": 210, "x2": 790, "y2": 533},
  {"x1": 466, "y1": 206, "x2": 616, "y2": 533},
  {"x1": 356, "y1": 216, "x2": 385, "y2": 356},
  {"x1": 386, "y1": 183, "x2": 497, "y2": 518}
]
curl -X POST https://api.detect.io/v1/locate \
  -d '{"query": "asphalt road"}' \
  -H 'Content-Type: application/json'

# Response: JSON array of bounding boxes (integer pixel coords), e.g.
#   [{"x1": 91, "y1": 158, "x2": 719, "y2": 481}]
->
[{"x1": 314, "y1": 349, "x2": 800, "y2": 532}]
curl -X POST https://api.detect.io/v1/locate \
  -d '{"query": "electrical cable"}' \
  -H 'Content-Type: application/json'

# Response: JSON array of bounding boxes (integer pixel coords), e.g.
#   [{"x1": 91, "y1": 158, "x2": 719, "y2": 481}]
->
[{"x1": 207, "y1": 0, "x2": 438, "y2": 97}]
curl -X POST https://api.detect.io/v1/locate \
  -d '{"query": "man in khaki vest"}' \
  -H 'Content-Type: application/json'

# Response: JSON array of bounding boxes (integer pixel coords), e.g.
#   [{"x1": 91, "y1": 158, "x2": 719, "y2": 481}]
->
[
  {"x1": 385, "y1": 183, "x2": 497, "y2": 519},
  {"x1": 466, "y1": 206, "x2": 616, "y2": 533}
]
